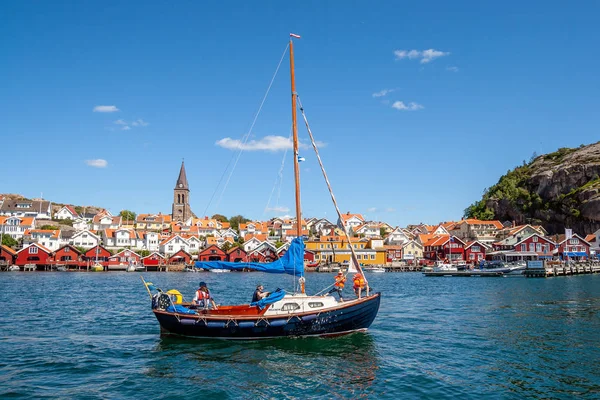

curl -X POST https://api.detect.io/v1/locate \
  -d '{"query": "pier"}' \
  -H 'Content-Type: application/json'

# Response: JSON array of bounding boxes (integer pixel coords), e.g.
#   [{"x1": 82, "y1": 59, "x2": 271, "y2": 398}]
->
[{"x1": 524, "y1": 261, "x2": 600, "y2": 278}]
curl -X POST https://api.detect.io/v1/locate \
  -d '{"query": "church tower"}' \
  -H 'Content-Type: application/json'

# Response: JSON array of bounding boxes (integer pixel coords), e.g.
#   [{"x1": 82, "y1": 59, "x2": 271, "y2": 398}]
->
[{"x1": 172, "y1": 161, "x2": 192, "y2": 222}]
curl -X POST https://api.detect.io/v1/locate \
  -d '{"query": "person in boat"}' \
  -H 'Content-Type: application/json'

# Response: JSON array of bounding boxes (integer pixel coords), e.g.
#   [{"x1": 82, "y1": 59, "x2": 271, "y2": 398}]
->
[
  {"x1": 353, "y1": 273, "x2": 366, "y2": 299},
  {"x1": 252, "y1": 284, "x2": 270, "y2": 303},
  {"x1": 326, "y1": 271, "x2": 346, "y2": 301},
  {"x1": 193, "y1": 282, "x2": 217, "y2": 310}
]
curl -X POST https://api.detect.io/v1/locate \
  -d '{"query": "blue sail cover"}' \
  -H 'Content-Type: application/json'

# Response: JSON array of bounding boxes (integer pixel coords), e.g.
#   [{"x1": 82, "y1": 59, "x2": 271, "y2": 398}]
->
[{"x1": 195, "y1": 237, "x2": 304, "y2": 276}]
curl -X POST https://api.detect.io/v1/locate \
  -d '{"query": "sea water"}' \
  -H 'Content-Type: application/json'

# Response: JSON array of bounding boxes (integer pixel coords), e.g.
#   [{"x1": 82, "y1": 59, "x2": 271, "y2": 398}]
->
[{"x1": 0, "y1": 272, "x2": 599, "y2": 399}]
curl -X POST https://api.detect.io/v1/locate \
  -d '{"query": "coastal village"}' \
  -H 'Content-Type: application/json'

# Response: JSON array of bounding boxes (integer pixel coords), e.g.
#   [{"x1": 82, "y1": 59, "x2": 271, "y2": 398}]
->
[{"x1": 1, "y1": 162, "x2": 599, "y2": 271}]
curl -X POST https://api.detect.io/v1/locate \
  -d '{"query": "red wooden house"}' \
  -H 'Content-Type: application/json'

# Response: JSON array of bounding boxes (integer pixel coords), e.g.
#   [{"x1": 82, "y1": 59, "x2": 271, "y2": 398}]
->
[
  {"x1": 54, "y1": 245, "x2": 83, "y2": 267},
  {"x1": 142, "y1": 252, "x2": 164, "y2": 267},
  {"x1": 227, "y1": 246, "x2": 248, "y2": 262},
  {"x1": 108, "y1": 249, "x2": 142, "y2": 267},
  {"x1": 303, "y1": 249, "x2": 315, "y2": 263},
  {"x1": 0, "y1": 245, "x2": 17, "y2": 266},
  {"x1": 384, "y1": 245, "x2": 403, "y2": 263},
  {"x1": 198, "y1": 245, "x2": 226, "y2": 262},
  {"x1": 16, "y1": 243, "x2": 53, "y2": 266},
  {"x1": 84, "y1": 245, "x2": 111, "y2": 266},
  {"x1": 422, "y1": 235, "x2": 466, "y2": 262},
  {"x1": 554, "y1": 233, "x2": 591, "y2": 260},
  {"x1": 491, "y1": 233, "x2": 555, "y2": 260},
  {"x1": 247, "y1": 244, "x2": 278, "y2": 263},
  {"x1": 167, "y1": 249, "x2": 192, "y2": 265},
  {"x1": 464, "y1": 241, "x2": 487, "y2": 263}
]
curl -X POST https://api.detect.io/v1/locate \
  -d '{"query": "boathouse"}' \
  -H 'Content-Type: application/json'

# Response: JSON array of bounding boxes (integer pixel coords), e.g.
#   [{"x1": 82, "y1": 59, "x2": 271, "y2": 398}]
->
[
  {"x1": 227, "y1": 246, "x2": 248, "y2": 262},
  {"x1": 15, "y1": 243, "x2": 53, "y2": 267},
  {"x1": 198, "y1": 245, "x2": 226, "y2": 262},
  {"x1": 0, "y1": 245, "x2": 17, "y2": 266}
]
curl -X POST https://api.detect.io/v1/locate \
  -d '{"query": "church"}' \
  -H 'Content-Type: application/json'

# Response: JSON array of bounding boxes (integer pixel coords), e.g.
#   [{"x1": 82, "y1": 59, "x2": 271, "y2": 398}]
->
[{"x1": 172, "y1": 161, "x2": 194, "y2": 222}]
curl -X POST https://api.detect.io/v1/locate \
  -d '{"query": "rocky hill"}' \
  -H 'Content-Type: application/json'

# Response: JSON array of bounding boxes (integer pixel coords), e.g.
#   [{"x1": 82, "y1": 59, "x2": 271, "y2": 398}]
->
[{"x1": 465, "y1": 142, "x2": 600, "y2": 235}]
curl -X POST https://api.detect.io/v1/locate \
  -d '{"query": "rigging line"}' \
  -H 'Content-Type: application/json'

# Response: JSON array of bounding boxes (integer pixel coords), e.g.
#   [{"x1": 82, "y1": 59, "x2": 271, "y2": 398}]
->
[
  {"x1": 262, "y1": 126, "x2": 293, "y2": 218},
  {"x1": 213, "y1": 43, "x2": 290, "y2": 211},
  {"x1": 296, "y1": 95, "x2": 369, "y2": 291}
]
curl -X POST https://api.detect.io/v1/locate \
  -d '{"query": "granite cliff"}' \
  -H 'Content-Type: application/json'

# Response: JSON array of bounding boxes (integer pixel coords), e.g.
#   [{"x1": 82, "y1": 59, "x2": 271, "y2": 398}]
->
[{"x1": 465, "y1": 142, "x2": 600, "y2": 234}]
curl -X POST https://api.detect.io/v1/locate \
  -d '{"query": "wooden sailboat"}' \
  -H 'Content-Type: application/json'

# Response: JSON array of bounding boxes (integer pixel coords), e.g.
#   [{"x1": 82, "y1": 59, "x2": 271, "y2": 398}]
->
[{"x1": 147, "y1": 34, "x2": 381, "y2": 339}]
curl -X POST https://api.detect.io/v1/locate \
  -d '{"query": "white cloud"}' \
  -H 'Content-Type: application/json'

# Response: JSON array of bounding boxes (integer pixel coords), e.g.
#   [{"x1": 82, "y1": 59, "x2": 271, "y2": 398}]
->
[
  {"x1": 85, "y1": 159, "x2": 108, "y2": 168},
  {"x1": 266, "y1": 206, "x2": 290, "y2": 213},
  {"x1": 372, "y1": 89, "x2": 395, "y2": 98},
  {"x1": 216, "y1": 135, "x2": 325, "y2": 152},
  {"x1": 386, "y1": 207, "x2": 396, "y2": 212},
  {"x1": 446, "y1": 66, "x2": 459, "y2": 72},
  {"x1": 131, "y1": 119, "x2": 149, "y2": 127},
  {"x1": 121, "y1": 125, "x2": 131, "y2": 131},
  {"x1": 93, "y1": 105, "x2": 119, "y2": 113},
  {"x1": 392, "y1": 101, "x2": 424, "y2": 111},
  {"x1": 394, "y1": 49, "x2": 449, "y2": 63},
  {"x1": 114, "y1": 119, "x2": 127, "y2": 125},
  {"x1": 367, "y1": 207, "x2": 377, "y2": 212}
]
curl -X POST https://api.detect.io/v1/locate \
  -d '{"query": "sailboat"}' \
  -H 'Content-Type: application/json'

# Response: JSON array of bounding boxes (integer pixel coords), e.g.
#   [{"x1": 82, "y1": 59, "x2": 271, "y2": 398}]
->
[
  {"x1": 91, "y1": 245, "x2": 103, "y2": 272},
  {"x1": 146, "y1": 34, "x2": 381, "y2": 339}
]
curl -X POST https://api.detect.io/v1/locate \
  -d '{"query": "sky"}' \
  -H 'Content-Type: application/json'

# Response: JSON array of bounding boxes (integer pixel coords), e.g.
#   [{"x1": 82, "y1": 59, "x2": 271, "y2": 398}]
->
[{"x1": 1, "y1": 1, "x2": 599, "y2": 227}]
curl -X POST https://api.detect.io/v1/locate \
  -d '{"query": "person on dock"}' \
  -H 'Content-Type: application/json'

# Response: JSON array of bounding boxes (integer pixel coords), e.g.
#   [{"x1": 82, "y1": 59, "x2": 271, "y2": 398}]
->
[
  {"x1": 353, "y1": 273, "x2": 366, "y2": 299},
  {"x1": 252, "y1": 284, "x2": 270, "y2": 303},
  {"x1": 193, "y1": 282, "x2": 217, "y2": 310},
  {"x1": 326, "y1": 271, "x2": 346, "y2": 301}
]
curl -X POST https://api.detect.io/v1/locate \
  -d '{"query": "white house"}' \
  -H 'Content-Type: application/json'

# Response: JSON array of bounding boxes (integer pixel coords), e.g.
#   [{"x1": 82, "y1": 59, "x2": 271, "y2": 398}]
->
[
  {"x1": 0, "y1": 199, "x2": 52, "y2": 219},
  {"x1": 70, "y1": 230, "x2": 101, "y2": 249},
  {"x1": 138, "y1": 231, "x2": 160, "y2": 252},
  {"x1": 337, "y1": 212, "x2": 365, "y2": 233},
  {"x1": 243, "y1": 237, "x2": 264, "y2": 253},
  {"x1": 55, "y1": 206, "x2": 80, "y2": 220},
  {"x1": 187, "y1": 236, "x2": 202, "y2": 254},
  {"x1": 0, "y1": 216, "x2": 36, "y2": 239},
  {"x1": 102, "y1": 228, "x2": 139, "y2": 249},
  {"x1": 92, "y1": 213, "x2": 122, "y2": 231},
  {"x1": 159, "y1": 235, "x2": 190, "y2": 256},
  {"x1": 384, "y1": 227, "x2": 412, "y2": 245},
  {"x1": 72, "y1": 218, "x2": 88, "y2": 231},
  {"x1": 22, "y1": 229, "x2": 62, "y2": 251},
  {"x1": 353, "y1": 223, "x2": 380, "y2": 238}
]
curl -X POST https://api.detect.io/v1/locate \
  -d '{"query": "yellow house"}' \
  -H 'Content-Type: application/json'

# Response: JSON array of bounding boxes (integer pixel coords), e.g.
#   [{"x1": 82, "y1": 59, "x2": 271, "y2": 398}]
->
[{"x1": 305, "y1": 237, "x2": 387, "y2": 265}]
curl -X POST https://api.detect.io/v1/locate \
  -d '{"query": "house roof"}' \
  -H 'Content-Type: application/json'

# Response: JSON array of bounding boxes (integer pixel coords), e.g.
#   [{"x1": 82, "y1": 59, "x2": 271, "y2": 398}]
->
[
  {"x1": 24, "y1": 229, "x2": 60, "y2": 239},
  {"x1": 454, "y1": 219, "x2": 504, "y2": 229},
  {"x1": 340, "y1": 212, "x2": 365, "y2": 222},
  {"x1": 17, "y1": 242, "x2": 52, "y2": 254},
  {"x1": 585, "y1": 234, "x2": 596, "y2": 243},
  {"x1": 0, "y1": 199, "x2": 51, "y2": 214},
  {"x1": 1, "y1": 245, "x2": 17, "y2": 256},
  {"x1": 175, "y1": 161, "x2": 189, "y2": 189}
]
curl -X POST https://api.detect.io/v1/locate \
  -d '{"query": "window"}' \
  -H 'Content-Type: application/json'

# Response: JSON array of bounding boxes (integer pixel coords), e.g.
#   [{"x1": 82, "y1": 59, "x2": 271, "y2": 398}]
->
[
  {"x1": 308, "y1": 302, "x2": 324, "y2": 308},
  {"x1": 532, "y1": 236, "x2": 538, "y2": 243},
  {"x1": 529, "y1": 243, "x2": 535, "y2": 252},
  {"x1": 521, "y1": 244, "x2": 526, "y2": 252},
  {"x1": 29, "y1": 246, "x2": 38, "y2": 254},
  {"x1": 357, "y1": 254, "x2": 362, "y2": 260},
  {"x1": 569, "y1": 239, "x2": 578, "y2": 245},
  {"x1": 281, "y1": 303, "x2": 300, "y2": 311},
  {"x1": 472, "y1": 246, "x2": 480, "y2": 252},
  {"x1": 371, "y1": 254, "x2": 376, "y2": 260},
  {"x1": 168, "y1": 245, "x2": 174, "y2": 251},
  {"x1": 536, "y1": 243, "x2": 541, "y2": 252}
]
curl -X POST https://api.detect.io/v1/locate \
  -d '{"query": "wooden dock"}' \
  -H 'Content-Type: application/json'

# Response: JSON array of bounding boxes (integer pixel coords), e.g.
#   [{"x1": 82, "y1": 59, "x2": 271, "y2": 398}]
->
[{"x1": 524, "y1": 262, "x2": 600, "y2": 278}]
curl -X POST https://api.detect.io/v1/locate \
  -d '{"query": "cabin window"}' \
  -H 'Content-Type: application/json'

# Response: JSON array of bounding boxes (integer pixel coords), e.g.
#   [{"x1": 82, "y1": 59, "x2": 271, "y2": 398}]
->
[
  {"x1": 357, "y1": 254, "x2": 362, "y2": 260},
  {"x1": 569, "y1": 239, "x2": 578, "y2": 245},
  {"x1": 64, "y1": 247, "x2": 69, "y2": 252},
  {"x1": 521, "y1": 244, "x2": 526, "y2": 252},
  {"x1": 371, "y1": 255, "x2": 376, "y2": 260},
  {"x1": 533, "y1": 236, "x2": 538, "y2": 243},
  {"x1": 281, "y1": 303, "x2": 300, "y2": 311},
  {"x1": 308, "y1": 302, "x2": 324, "y2": 308},
  {"x1": 29, "y1": 246, "x2": 38, "y2": 254},
  {"x1": 536, "y1": 243, "x2": 542, "y2": 252}
]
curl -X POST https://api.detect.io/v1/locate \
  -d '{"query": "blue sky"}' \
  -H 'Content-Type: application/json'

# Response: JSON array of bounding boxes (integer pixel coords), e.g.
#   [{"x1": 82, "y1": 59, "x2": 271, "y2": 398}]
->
[{"x1": 1, "y1": 1, "x2": 599, "y2": 226}]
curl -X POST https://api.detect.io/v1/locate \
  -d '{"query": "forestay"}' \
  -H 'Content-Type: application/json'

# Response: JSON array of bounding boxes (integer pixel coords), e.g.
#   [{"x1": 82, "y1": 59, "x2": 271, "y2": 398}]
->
[{"x1": 195, "y1": 237, "x2": 305, "y2": 276}]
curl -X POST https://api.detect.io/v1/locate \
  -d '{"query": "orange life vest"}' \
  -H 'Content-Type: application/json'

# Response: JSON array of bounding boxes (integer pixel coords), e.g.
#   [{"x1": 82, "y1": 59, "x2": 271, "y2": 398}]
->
[
  {"x1": 334, "y1": 275, "x2": 346, "y2": 289},
  {"x1": 353, "y1": 274, "x2": 365, "y2": 289},
  {"x1": 196, "y1": 289, "x2": 209, "y2": 300}
]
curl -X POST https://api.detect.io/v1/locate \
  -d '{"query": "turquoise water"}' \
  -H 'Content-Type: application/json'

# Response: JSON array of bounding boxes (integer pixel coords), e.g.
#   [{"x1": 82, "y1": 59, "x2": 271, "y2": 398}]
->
[{"x1": 1, "y1": 272, "x2": 599, "y2": 399}]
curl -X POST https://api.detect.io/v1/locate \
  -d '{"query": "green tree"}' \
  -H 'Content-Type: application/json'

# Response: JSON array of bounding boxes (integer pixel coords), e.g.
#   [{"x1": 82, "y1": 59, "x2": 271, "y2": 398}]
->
[
  {"x1": 120, "y1": 210, "x2": 136, "y2": 222},
  {"x1": 379, "y1": 227, "x2": 386, "y2": 237},
  {"x1": 229, "y1": 215, "x2": 250, "y2": 231},
  {"x1": 75, "y1": 246, "x2": 87, "y2": 254},
  {"x1": 275, "y1": 241, "x2": 285, "y2": 248},
  {"x1": 1, "y1": 234, "x2": 18, "y2": 248},
  {"x1": 211, "y1": 214, "x2": 229, "y2": 222},
  {"x1": 139, "y1": 250, "x2": 151, "y2": 257},
  {"x1": 221, "y1": 242, "x2": 232, "y2": 252},
  {"x1": 39, "y1": 225, "x2": 59, "y2": 230}
]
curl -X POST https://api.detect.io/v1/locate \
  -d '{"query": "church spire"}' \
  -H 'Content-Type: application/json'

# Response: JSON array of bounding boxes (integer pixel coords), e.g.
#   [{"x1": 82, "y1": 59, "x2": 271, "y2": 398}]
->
[{"x1": 175, "y1": 160, "x2": 189, "y2": 189}]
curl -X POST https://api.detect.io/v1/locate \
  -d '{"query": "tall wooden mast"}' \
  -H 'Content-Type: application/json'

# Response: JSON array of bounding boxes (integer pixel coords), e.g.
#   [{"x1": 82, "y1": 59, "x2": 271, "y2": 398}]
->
[{"x1": 290, "y1": 34, "x2": 302, "y2": 239}]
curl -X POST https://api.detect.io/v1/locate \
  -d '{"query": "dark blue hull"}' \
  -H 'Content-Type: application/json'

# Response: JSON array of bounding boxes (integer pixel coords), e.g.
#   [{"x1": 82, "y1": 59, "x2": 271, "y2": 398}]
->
[{"x1": 153, "y1": 293, "x2": 381, "y2": 339}]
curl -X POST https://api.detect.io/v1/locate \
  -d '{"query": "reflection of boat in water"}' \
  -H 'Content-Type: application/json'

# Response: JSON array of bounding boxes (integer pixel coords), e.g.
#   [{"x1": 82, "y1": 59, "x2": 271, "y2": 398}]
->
[
  {"x1": 56, "y1": 265, "x2": 67, "y2": 272},
  {"x1": 210, "y1": 269, "x2": 231, "y2": 273},
  {"x1": 145, "y1": 35, "x2": 380, "y2": 339}
]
